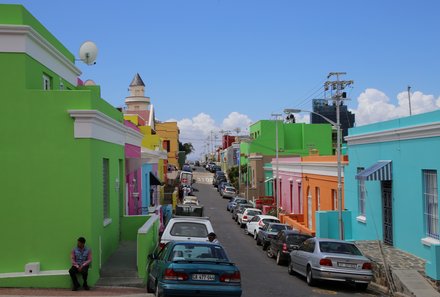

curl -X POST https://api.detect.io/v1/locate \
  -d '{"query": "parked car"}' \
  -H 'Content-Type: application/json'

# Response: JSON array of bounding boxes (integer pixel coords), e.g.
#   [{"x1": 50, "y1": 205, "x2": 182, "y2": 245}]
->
[
  {"x1": 227, "y1": 197, "x2": 248, "y2": 212},
  {"x1": 288, "y1": 238, "x2": 373, "y2": 290},
  {"x1": 160, "y1": 217, "x2": 214, "y2": 248},
  {"x1": 182, "y1": 164, "x2": 192, "y2": 172},
  {"x1": 244, "y1": 215, "x2": 280, "y2": 238},
  {"x1": 213, "y1": 173, "x2": 227, "y2": 188},
  {"x1": 210, "y1": 165, "x2": 222, "y2": 173},
  {"x1": 182, "y1": 196, "x2": 199, "y2": 205},
  {"x1": 266, "y1": 230, "x2": 312, "y2": 265},
  {"x1": 221, "y1": 186, "x2": 236, "y2": 199},
  {"x1": 147, "y1": 241, "x2": 242, "y2": 297},
  {"x1": 195, "y1": 161, "x2": 200, "y2": 167},
  {"x1": 237, "y1": 208, "x2": 262, "y2": 228},
  {"x1": 256, "y1": 223, "x2": 292, "y2": 250},
  {"x1": 232, "y1": 203, "x2": 253, "y2": 222},
  {"x1": 218, "y1": 181, "x2": 231, "y2": 193}
]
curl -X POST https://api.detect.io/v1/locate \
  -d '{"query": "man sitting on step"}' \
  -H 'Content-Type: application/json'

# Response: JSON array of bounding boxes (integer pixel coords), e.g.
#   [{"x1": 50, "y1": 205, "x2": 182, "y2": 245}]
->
[{"x1": 69, "y1": 237, "x2": 92, "y2": 291}]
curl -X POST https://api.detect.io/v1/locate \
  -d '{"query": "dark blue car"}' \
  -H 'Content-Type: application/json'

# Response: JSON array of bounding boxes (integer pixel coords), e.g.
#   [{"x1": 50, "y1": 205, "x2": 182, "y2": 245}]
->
[{"x1": 147, "y1": 241, "x2": 242, "y2": 297}]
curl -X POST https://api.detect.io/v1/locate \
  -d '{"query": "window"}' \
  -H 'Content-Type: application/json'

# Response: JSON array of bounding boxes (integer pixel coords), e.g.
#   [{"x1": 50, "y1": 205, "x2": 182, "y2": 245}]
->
[
  {"x1": 357, "y1": 167, "x2": 366, "y2": 216},
  {"x1": 43, "y1": 74, "x2": 52, "y2": 90},
  {"x1": 164, "y1": 140, "x2": 171, "y2": 152},
  {"x1": 103, "y1": 158, "x2": 110, "y2": 220},
  {"x1": 319, "y1": 242, "x2": 362, "y2": 256},
  {"x1": 332, "y1": 189, "x2": 337, "y2": 209},
  {"x1": 423, "y1": 170, "x2": 439, "y2": 239},
  {"x1": 316, "y1": 187, "x2": 321, "y2": 211},
  {"x1": 170, "y1": 222, "x2": 208, "y2": 238}
]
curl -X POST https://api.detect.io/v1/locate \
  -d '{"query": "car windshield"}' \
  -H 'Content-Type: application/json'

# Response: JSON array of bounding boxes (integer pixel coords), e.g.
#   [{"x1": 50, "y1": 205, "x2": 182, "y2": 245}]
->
[
  {"x1": 236, "y1": 199, "x2": 248, "y2": 204},
  {"x1": 246, "y1": 210, "x2": 262, "y2": 216},
  {"x1": 263, "y1": 219, "x2": 280, "y2": 225},
  {"x1": 170, "y1": 222, "x2": 208, "y2": 238},
  {"x1": 225, "y1": 187, "x2": 235, "y2": 191},
  {"x1": 286, "y1": 234, "x2": 311, "y2": 245},
  {"x1": 169, "y1": 244, "x2": 229, "y2": 262},
  {"x1": 267, "y1": 224, "x2": 287, "y2": 232},
  {"x1": 319, "y1": 242, "x2": 363, "y2": 256}
]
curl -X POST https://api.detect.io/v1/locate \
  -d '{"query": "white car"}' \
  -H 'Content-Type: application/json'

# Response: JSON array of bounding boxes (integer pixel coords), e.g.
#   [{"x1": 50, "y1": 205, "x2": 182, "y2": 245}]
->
[
  {"x1": 237, "y1": 208, "x2": 262, "y2": 228},
  {"x1": 245, "y1": 215, "x2": 280, "y2": 238},
  {"x1": 160, "y1": 217, "x2": 214, "y2": 248},
  {"x1": 182, "y1": 195, "x2": 199, "y2": 205}
]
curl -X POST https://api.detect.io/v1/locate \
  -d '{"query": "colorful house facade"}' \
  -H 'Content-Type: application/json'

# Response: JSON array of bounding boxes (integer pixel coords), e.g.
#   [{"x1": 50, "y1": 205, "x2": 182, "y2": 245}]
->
[
  {"x1": 273, "y1": 156, "x2": 347, "y2": 235},
  {"x1": 240, "y1": 120, "x2": 333, "y2": 199},
  {"x1": 0, "y1": 5, "x2": 143, "y2": 287},
  {"x1": 156, "y1": 121, "x2": 180, "y2": 169},
  {"x1": 334, "y1": 110, "x2": 440, "y2": 280}
]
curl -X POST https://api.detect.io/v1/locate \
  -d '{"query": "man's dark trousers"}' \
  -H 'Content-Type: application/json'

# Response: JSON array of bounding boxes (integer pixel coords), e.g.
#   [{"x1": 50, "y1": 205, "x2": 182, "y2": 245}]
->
[{"x1": 69, "y1": 265, "x2": 89, "y2": 288}]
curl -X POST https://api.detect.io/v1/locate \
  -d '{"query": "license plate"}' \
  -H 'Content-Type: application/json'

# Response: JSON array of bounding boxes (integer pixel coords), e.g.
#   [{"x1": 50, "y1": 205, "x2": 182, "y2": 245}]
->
[
  {"x1": 338, "y1": 262, "x2": 357, "y2": 269},
  {"x1": 192, "y1": 274, "x2": 215, "y2": 281}
]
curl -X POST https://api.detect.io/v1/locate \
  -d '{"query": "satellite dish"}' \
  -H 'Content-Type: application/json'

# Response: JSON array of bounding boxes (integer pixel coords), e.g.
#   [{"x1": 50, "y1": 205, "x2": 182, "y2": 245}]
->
[{"x1": 79, "y1": 41, "x2": 98, "y2": 65}]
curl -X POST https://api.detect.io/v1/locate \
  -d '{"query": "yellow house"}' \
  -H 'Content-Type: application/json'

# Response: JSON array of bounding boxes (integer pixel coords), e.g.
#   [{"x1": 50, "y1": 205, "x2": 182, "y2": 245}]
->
[{"x1": 156, "y1": 122, "x2": 180, "y2": 168}]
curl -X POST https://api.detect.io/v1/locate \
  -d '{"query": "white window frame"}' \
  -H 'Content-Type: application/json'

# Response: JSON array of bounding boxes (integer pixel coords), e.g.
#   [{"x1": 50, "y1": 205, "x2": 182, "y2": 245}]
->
[
  {"x1": 423, "y1": 169, "x2": 438, "y2": 240},
  {"x1": 357, "y1": 167, "x2": 366, "y2": 216},
  {"x1": 316, "y1": 187, "x2": 321, "y2": 211}
]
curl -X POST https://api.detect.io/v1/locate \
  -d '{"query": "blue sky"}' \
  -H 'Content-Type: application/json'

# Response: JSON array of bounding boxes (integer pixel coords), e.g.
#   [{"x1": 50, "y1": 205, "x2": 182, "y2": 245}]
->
[{"x1": 4, "y1": 0, "x2": 440, "y2": 156}]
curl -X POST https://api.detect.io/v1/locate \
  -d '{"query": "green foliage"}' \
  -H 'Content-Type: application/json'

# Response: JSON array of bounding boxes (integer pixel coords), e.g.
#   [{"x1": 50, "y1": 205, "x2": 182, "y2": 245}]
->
[
  {"x1": 227, "y1": 165, "x2": 248, "y2": 189},
  {"x1": 179, "y1": 141, "x2": 194, "y2": 155}
]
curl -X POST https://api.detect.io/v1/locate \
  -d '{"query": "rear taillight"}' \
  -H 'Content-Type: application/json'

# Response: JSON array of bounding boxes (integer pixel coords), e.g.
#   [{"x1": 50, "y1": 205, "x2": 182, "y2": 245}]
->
[
  {"x1": 319, "y1": 258, "x2": 333, "y2": 266},
  {"x1": 362, "y1": 262, "x2": 372, "y2": 270},
  {"x1": 159, "y1": 242, "x2": 166, "y2": 249},
  {"x1": 220, "y1": 271, "x2": 241, "y2": 283},
  {"x1": 282, "y1": 243, "x2": 288, "y2": 252},
  {"x1": 258, "y1": 221, "x2": 265, "y2": 227},
  {"x1": 164, "y1": 269, "x2": 189, "y2": 281},
  {"x1": 243, "y1": 215, "x2": 248, "y2": 220}
]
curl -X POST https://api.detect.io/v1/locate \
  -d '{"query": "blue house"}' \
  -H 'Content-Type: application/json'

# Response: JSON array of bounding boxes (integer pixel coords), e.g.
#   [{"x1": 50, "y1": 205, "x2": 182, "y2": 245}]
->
[{"x1": 342, "y1": 110, "x2": 440, "y2": 280}]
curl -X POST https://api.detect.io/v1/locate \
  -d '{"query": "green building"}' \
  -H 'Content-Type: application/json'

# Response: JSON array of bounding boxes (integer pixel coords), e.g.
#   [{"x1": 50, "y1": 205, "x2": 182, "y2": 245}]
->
[
  {"x1": 239, "y1": 120, "x2": 333, "y2": 199},
  {"x1": 0, "y1": 5, "x2": 147, "y2": 288}
]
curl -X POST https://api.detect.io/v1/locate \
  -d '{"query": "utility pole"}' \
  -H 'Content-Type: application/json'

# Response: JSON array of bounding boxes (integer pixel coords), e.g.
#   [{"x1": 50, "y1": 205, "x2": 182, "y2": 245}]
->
[
  {"x1": 325, "y1": 72, "x2": 353, "y2": 240},
  {"x1": 407, "y1": 85, "x2": 412, "y2": 116},
  {"x1": 271, "y1": 113, "x2": 282, "y2": 218}
]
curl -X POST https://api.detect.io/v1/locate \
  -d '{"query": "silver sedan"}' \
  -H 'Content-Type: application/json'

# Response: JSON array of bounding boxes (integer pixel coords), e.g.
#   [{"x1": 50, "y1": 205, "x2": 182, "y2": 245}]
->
[{"x1": 288, "y1": 238, "x2": 373, "y2": 290}]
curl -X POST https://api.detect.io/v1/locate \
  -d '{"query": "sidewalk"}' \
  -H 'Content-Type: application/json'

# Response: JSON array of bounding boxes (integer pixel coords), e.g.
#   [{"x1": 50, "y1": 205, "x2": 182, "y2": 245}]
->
[{"x1": 0, "y1": 287, "x2": 153, "y2": 297}]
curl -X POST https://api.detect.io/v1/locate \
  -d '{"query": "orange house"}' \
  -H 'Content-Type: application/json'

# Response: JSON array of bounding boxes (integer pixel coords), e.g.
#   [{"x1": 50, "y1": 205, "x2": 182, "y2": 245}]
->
[{"x1": 280, "y1": 155, "x2": 348, "y2": 236}]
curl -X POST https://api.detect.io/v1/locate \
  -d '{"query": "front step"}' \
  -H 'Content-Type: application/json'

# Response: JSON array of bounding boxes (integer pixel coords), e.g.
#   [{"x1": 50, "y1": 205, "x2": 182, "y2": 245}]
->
[{"x1": 96, "y1": 276, "x2": 145, "y2": 288}]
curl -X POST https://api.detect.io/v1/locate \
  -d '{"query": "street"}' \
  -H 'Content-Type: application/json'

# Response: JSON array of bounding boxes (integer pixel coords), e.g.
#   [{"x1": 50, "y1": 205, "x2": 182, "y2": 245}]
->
[{"x1": 192, "y1": 169, "x2": 378, "y2": 297}]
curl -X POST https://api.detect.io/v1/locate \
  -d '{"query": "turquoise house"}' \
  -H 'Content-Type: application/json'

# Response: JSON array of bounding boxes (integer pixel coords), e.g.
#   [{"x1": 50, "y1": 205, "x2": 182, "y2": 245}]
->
[{"x1": 341, "y1": 110, "x2": 440, "y2": 280}]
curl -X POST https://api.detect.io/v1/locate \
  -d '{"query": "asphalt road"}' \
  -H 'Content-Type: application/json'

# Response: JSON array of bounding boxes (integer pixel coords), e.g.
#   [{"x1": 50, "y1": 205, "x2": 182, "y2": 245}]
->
[{"x1": 191, "y1": 168, "x2": 378, "y2": 297}]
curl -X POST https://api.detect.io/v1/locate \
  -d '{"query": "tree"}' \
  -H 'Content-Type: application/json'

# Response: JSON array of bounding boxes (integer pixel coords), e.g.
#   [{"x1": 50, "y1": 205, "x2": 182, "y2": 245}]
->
[{"x1": 179, "y1": 141, "x2": 194, "y2": 156}]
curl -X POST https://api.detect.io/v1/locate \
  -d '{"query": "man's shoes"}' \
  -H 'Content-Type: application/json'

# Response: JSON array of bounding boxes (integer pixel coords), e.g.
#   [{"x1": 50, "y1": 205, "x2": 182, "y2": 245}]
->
[
  {"x1": 72, "y1": 286, "x2": 79, "y2": 291},
  {"x1": 83, "y1": 284, "x2": 90, "y2": 291}
]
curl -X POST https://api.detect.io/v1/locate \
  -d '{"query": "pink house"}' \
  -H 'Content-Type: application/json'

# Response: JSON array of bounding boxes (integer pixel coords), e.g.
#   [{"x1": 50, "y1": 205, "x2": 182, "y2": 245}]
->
[
  {"x1": 125, "y1": 120, "x2": 143, "y2": 215},
  {"x1": 272, "y1": 157, "x2": 303, "y2": 214}
]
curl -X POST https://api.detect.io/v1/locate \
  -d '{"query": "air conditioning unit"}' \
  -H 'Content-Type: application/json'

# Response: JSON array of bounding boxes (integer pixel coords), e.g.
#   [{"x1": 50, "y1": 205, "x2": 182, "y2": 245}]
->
[{"x1": 25, "y1": 262, "x2": 40, "y2": 274}]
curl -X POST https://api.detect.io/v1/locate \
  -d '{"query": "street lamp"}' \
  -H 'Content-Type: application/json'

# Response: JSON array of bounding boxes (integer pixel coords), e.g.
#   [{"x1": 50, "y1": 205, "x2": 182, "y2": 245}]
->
[
  {"x1": 271, "y1": 113, "x2": 282, "y2": 218},
  {"x1": 284, "y1": 108, "x2": 344, "y2": 240}
]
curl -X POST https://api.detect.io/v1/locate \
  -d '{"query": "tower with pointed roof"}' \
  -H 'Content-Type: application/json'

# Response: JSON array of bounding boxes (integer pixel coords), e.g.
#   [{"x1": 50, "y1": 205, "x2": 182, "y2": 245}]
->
[{"x1": 125, "y1": 73, "x2": 150, "y2": 111}]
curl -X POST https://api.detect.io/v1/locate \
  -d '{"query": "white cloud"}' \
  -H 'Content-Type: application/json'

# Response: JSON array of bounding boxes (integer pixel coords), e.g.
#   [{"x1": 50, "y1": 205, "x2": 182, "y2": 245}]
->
[
  {"x1": 352, "y1": 88, "x2": 440, "y2": 126},
  {"x1": 167, "y1": 112, "x2": 253, "y2": 159}
]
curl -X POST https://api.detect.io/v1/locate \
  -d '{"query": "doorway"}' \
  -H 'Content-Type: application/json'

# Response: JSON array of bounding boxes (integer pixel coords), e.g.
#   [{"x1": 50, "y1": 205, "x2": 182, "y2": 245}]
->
[{"x1": 381, "y1": 181, "x2": 393, "y2": 245}]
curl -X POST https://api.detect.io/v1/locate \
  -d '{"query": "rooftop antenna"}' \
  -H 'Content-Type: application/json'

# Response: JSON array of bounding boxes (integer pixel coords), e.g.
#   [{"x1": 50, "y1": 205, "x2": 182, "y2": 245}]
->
[{"x1": 78, "y1": 41, "x2": 98, "y2": 65}]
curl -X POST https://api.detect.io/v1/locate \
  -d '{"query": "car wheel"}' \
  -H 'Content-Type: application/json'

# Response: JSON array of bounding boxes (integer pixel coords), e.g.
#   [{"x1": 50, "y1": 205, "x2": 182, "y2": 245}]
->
[
  {"x1": 262, "y1": 242, "x2": 268, "y2": 251},
  {"x1": 240, "y1": 223, "x2": 245, "y2": 228},
  {"x1": 355, "y1": 283, "x2": 369, "y2": 291},
  {"x1": 287, "y1": 259, "x2": 295, "y2": 275},
  {"x1": 276, "y1": 251, "x2": 284, "y2": 265},
  {"x1": 244, "y1": 227, "x2": 249, "y2": 235},
  {"x1": 155, "y1": 283, "x2": 162, "y2": 297},
  {"x1": 256, "y1": 237, "x2": 262, "y2": 246},
  {"x1": 253, "y1": 231, "x2": 257, "y2": 240},
  {"x1": 306, "y1": 266, "x2": 315, "y2": 286},
  {"x1": 266, "y1": 246, "x2": 275, "y2": 258},
  {"x1": 146, "y1": 276, "x2": 154, "y2": 293}
]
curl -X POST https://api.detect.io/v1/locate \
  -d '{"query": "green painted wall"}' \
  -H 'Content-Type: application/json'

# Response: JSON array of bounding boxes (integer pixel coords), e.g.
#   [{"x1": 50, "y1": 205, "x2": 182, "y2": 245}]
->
[
  {"x1": 0, "y1": 5, "x2": 74, "y2": 62},
  {"x1": 121, "y1": 216, "x2": 150, "y2": 241},
  {"x1": 242, "y1": 120, "x2": 333, "y2": 162},
  {"x1": 137, "y1": 218, "x2": 160, "y2": 280},
  {"x1": 0, "y1": 51, "x2": 124, "y2": 287}
]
